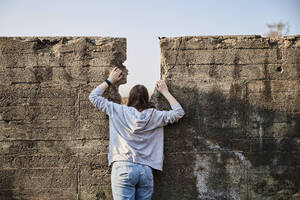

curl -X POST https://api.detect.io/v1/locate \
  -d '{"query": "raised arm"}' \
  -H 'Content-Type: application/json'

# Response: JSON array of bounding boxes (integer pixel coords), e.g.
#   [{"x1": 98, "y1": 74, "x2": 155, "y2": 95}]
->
[
  {"x1": 88, "y1": 67, "x2": 123, "y2": 117},
  {"x1": 154, "y1": 80, "x2": 185, "y2": 126}
]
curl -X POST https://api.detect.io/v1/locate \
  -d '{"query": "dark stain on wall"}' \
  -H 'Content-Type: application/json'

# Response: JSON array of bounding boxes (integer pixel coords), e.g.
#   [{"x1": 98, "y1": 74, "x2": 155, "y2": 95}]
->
[
  {"x1": 152, "y1": 83, "x2": 300, "y2": 199},
  {"x1": 263, "y1": 52, "x2": 272, "y2": 102}
]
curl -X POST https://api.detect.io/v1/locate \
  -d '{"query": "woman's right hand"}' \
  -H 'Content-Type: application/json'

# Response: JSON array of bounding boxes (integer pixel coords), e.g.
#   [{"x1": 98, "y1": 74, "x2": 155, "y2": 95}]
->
[
  {"x1": 156, "y1": 80, "x2": 179, "y2": 106},
  {"x1": 155, "y1": 80, "x2": 169, "y2": 94}
]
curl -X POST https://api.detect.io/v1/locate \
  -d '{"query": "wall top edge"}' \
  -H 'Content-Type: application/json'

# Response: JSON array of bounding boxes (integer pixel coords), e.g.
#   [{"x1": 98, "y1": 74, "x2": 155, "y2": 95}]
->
[
  {"x1": 0, "y1": 36, "x2": 127, "y2": 40},
  {"x1": 158, "y1": 35, "x2": 300, "y2": 40}
]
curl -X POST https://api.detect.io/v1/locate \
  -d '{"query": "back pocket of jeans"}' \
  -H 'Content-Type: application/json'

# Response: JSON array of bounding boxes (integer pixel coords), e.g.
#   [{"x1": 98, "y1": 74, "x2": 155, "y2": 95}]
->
[{"x1": 116, "y1": 166, "x2": 130, "y2": 181}]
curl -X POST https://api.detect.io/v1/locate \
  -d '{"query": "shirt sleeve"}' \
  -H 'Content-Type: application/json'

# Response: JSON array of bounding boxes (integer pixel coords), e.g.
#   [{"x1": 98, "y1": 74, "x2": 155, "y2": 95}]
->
[
  {"x1": 153, "y1": 102, "x2": 185, "y2": 127},
  {"x1": 88, "y1": 85, "x2": 123, "y2": 118}
]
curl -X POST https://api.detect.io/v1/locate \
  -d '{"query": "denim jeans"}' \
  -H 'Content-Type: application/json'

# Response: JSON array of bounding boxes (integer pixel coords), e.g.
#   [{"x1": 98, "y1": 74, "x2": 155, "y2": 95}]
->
[{"x1": 111, "y1": 161, "x2": 154, "y2": 200}]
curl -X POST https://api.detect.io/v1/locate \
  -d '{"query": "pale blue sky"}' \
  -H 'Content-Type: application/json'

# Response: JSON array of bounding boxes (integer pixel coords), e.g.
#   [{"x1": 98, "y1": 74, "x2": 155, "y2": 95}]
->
[{"x1": 1, "y1": 0, "x2": 299, "y2": 96}]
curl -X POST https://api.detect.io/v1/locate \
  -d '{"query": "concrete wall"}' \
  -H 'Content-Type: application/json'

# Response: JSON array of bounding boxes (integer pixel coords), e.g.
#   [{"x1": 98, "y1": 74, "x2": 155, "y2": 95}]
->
[
  {"x1": 150, "y1": 35, "x2": 300, "y2": 200},
  {"x1": 0, "y1": 37, "x2": 127, "y2": 199},
  {"x1": 0, "y1": 36, "x2": 299, "y2": 200}
]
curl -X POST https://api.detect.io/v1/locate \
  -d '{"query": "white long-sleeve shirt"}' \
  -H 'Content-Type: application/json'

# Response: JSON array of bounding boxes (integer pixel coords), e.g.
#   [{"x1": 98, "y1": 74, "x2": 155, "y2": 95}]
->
[{"x1": 89, "y1": 85, "x2": 185, "y2": 171}]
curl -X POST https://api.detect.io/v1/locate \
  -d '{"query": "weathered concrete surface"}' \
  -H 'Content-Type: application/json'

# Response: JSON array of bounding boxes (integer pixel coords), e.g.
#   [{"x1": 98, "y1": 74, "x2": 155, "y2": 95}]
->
[
  {"x1": 1, "y1": 35, "x2": 300, "y2": 200},
  {"x1": 150, "y1": 35, "x2": 300, "y2": 200},
  {"x1": 0, "y1": 37, "x2": 127, "y2": 200}
]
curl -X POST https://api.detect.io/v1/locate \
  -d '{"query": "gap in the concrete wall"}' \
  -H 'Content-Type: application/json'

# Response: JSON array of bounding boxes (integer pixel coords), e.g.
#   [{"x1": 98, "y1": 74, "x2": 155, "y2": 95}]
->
[{"x1": 118, "y1": 37, "x2": 161, "y2": 98}]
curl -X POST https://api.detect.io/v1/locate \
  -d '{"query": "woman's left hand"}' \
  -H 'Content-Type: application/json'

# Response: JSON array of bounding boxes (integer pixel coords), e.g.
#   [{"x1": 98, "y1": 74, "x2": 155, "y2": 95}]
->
[{"x1": 108, "y1": 67, "x2": 123, "y2": 84}]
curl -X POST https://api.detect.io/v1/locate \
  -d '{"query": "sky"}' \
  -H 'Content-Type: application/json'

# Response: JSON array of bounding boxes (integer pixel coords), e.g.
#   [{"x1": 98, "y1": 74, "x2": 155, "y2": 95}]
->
[{"x1": 0, "y1": 0, "x2": 299, "y2": 96}]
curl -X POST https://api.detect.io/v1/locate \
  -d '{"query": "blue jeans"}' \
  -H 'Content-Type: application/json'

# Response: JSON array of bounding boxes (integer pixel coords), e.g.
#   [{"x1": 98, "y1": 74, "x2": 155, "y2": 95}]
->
[{"x1": 111, "y1": 161, "x2": 154, "y2": 200}]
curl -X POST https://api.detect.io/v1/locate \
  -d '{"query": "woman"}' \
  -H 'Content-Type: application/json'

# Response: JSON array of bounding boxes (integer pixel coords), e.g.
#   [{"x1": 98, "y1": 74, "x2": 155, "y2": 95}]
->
[{"x1": 89, "y1": 67, "x2": 185, "y2": 200}]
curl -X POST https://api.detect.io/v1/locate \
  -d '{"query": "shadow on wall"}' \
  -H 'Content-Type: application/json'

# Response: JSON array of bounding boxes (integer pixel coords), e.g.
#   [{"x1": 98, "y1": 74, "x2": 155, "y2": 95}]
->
[
  {"x1": 0, "y1": 151, "x2": 15, "y2": 200},
  {"x1": 150, "y1": 83, "x2": 300, "y2": 200}
]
